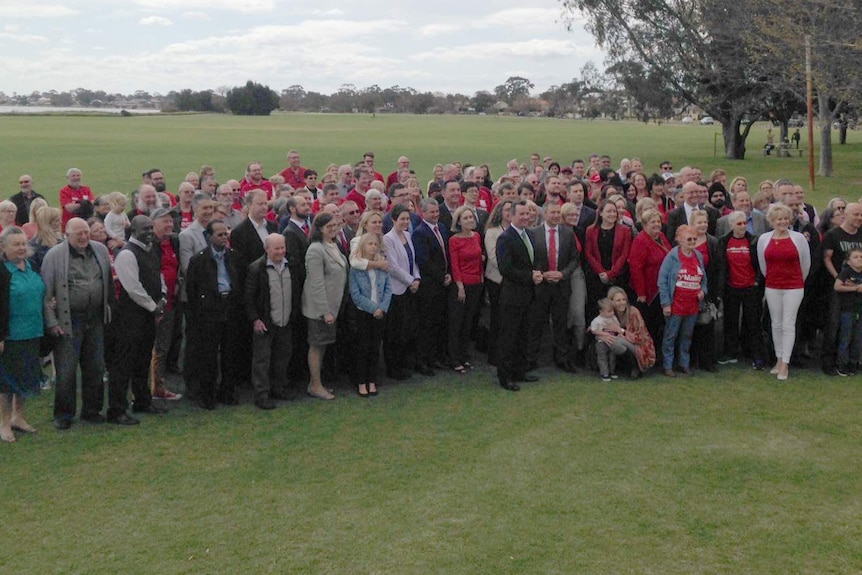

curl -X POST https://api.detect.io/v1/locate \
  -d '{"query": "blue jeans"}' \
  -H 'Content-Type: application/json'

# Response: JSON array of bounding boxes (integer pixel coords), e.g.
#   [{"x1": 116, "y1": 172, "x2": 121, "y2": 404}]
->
[
  {"x1": 837, "y1": 311, "x2": 862, "y2": 366},
  {"x1": 662, "y1": 314, "x2": 697, "y2": 370}
]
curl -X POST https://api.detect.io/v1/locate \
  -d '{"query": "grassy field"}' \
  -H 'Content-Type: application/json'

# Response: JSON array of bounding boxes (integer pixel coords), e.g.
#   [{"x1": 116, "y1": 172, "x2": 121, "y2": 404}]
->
[
  {"x1": 1, "y1": 113, "x2": 862, "y2": 208},
  {"x1": 0, "y1": 114, "x2": 861, "y2": 573}
]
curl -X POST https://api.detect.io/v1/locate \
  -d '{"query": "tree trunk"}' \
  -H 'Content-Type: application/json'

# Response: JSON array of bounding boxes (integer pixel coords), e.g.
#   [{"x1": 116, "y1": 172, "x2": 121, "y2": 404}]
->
[
  {"x1": 840, "y1": 123, "x2": 847, "y2": 144},
  {"x1": 779, "y1": 122, "x2": 789, "y2": 142},
  {"x1": 722, "y1": 118, "x2": 746, "y2": 160},
  {"x1": 819, "y1": 97, "x2": 833, "y2": 177}
]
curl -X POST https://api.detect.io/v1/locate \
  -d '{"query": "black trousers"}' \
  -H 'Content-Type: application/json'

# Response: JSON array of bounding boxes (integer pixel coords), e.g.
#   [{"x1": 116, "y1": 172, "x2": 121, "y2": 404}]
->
[
  {"x1": 527, "y1": 282, "x2": 571, "y2": 365},
  {"x1": 384, "y1": 291, "x2": 416, "y2": 372},
  {"x1": 416, "y1": 283, "x2": 448, "y2": 367},
  {"x1": 497, "y1": 302, "x2": 531, "y2": 380},
  {"x1": 485, "y1": 280, "x2": 502, "y2": 365},
  {"x1": 723, "y1": 285, "x2": 765, "y2": 361},
  {"x1": 108, "y1": 306, "x2": 155, "y2": 418},
  {"x1": 354, "y1": 308, "x2": 385, "y2": 385},
  {"x1": 187, "y1": 308, "x2": 245, "y2": 403},
  {"x1": 448, "y1": 283, "x2": 482, "y2": 366},
  {"x1": 635, "y1": 297, "x2": 665, "y2": 356}
]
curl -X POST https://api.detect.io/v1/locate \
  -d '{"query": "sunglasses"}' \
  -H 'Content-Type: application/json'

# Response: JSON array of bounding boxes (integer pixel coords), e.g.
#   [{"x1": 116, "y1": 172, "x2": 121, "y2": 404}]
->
[
  {"x1": 345, "y1": 210, "x2": 360, "y2": 215},
  {"x1": 19, "y1": 180, "x2": 31, "y2": 184}
]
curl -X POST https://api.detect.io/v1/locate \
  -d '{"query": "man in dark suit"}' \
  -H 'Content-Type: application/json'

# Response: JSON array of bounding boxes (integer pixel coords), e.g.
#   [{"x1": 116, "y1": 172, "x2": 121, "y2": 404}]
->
[
  {"x1": 413, "y1": 198, "x2": 451, "y2": 373},
  {"x1": 666, "y1": 181, "x2": 719, "y2": 243},
  {"x1": 10, "y1": 174, "x2": 44, "y2": 226},
  {"x1": 184, "y1": 221, "x2": 244, "y2": 409},
  {"x1": 527, "y1": 202, "x2": 580, "y2": 372},
  {"x1": 282, "y1": 195, "x2": 312, "y2": 388},
  {"x1": 224, "y1": 189, "x2": 275, "y2": 384},
  {"x1": 437, "y1": 179, "x2": 462, "y2": 232},
  {"x1": 496, "y1": 200, "x2": 544, "y2": 391},
  {"x1": 567, "y1": 180, "x2": 596, "y2": 243},
  {"x1": 382, "y1": 184, "x2": 422, "y2": 234}
]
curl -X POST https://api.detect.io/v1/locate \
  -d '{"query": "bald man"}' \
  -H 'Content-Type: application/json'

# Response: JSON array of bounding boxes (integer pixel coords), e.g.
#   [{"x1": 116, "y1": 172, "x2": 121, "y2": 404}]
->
[{"x1": 42, "y1": 218, "x2": 115, "y2": 429}]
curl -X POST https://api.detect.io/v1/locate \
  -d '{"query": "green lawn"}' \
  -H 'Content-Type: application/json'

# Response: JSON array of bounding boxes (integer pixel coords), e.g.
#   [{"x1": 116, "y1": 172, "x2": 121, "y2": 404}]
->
[
  {"x1": 0, "y1": 113, "x2": 861, "y2": 573},
  {"x1": 2, "y1": 113, "x2": 861, "y2": 208}
]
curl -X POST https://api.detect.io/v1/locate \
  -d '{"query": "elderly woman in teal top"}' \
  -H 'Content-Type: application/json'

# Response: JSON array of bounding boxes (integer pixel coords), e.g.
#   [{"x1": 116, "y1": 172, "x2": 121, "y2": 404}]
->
[{"x1": 0, "y1": 227, "x2": 45, "y2": 442}]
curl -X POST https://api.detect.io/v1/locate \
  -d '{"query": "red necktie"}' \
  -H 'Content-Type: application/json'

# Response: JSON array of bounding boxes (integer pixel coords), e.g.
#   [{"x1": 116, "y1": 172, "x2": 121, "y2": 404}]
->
[
  {"x1": 548, "y1": 228, "x2": 557, "y2": 272},
  {"x1": 433, "y1": 225, "x2": 447, "y2": 266},
  {"x1": 301, "y1": 222, "x2": 309, "y2": 237}
]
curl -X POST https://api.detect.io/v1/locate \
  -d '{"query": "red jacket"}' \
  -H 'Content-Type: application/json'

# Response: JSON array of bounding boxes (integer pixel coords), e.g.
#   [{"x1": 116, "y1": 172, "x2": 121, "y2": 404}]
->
[
  {"x1": 585, "y1": 224, "x2": 632, "y2": 279},
  {"x1": 629, "y1": 231, "x2": 671, "y2": 303}
]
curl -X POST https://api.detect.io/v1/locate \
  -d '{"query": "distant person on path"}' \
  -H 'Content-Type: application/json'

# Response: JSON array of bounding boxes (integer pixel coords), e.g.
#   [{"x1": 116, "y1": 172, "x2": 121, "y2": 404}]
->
[{"x1": 792, "y1": 128, "x2": 801, "y2": 149}]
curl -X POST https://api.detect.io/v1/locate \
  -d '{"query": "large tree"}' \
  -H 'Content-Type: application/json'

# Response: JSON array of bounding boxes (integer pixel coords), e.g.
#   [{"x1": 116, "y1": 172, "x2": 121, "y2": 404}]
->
[
  {"x1": 745, "y1": 0, "x2": 862, "y2": 176},
  {"x1": 562, "y1": 0, "x2": 772, "y2": 159},
  {"x1": 494, "y1": 76, "x2": 534, "y2": 104},
  {"x1": 225, "y1": 81, "x2": 279, "y2": 116}
]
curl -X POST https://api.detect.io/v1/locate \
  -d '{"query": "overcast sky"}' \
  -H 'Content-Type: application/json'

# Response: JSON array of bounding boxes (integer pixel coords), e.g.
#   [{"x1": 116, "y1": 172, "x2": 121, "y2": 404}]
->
[{"x1": 0, "y1": 0, "x2": 604, "y2": 97}]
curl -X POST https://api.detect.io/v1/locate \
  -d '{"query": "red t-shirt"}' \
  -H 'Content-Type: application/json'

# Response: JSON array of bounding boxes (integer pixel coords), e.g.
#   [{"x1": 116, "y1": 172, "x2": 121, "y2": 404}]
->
[
  {"x1": 726, "y1": 237, "x2": 756, "y2": 288},
  {"x1": 671, "y1": 251, "x2": 704, "y2": 316},
  {"x1": 345, "y1": 189, "x2": 367, "y2": 213},
  {"x1": 179, "y1": 210, "x2": 194, "y2": 230},
  {"x1": 449, "y1": 233, "x2": 484, "y2": 286},
  {"x1": 240, "y1": 178, "x2": 274, "y2": 201},
  {"x1": 280, "y1": 166, "x2": 307, "y2": 190},
  {"x1": 765, "y1": 237, "x2": 804, "y2": 289},
  {"x1": 160, "y1": 239, "x2": 179, "y2": 309},
  {"x1": 695, "y1": 239, "x2": 710, "y2": 268},
  {"x1": 59, "y1": 185, "x2": 94, "y2": 231}
]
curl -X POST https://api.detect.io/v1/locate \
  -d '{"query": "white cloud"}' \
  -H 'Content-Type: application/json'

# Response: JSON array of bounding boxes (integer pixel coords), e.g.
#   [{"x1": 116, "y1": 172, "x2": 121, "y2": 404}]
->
[
  {"x1": 0, "y1": 2, "x2": 80, "y2": 18},
  {"x1": 312, "y1": 9, "x2": 344, "y2": 17},
  {"x1": 182, "y1": 11, "x2": 210, "y2": 20},
  {"x1": 0, "y1": 32, "x2": 49, "y2": 42},
  {"x1": 135, "y1": 0, "x2": 275, "y2": 13},
  {"x1": 139, "y1": 16, "x2": 174, "y2": 26},
  {"x1": 419, "y1": 24, "x2": 461, "y2": 38},
  {"x1": 412, "y1": 39, "x2": 586, "y2": 61},
  {"x1": 483, "y1": 8, "x2": 562, "y2": 29}
]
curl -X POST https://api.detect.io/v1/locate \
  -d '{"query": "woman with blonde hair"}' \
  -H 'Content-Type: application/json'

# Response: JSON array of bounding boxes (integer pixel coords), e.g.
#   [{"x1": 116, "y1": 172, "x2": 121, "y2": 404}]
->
[
  {"x1": 21, "y1": 198, "x2": 48, "y2": 240},
  {"x1": 0, "y1": 201, "x2": 17, "y2": 234},
  {"x1": 757, "y1": 204, "x2": 811, "y2": 380},
  {"x1": 28, "y1": 206, "x2": 62, "y2": 270}
]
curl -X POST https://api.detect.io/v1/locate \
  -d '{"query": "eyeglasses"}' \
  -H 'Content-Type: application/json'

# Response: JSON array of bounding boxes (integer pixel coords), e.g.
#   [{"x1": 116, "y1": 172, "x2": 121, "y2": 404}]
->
[
  {"x1": 661, "y1": 166, "x2": 673, "y2": 171},
  {"x1": 345, "y1": 210, "x2": 360, "y2": 215},
  {"x1": 684, "y1": 237, "x2": 697, "y2": 242},
  {"x1": 19, "y1": 180, "x2": 30, "y2": 184}
]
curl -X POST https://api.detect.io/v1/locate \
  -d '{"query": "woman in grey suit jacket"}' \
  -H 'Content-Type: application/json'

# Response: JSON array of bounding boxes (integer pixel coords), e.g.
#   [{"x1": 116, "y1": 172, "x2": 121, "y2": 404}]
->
[
  {"x1": 382, "y1": 205, "x2": 421, "y2": 380},
  {"x1": 302, "y1": 212, "x2": 348, "y2": 400}
]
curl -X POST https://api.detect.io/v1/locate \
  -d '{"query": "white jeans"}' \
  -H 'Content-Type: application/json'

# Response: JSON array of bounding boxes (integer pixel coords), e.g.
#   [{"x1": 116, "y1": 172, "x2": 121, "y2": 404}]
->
[{"x1": 764, "y1": 287, "x2": 804, "y2": 363}]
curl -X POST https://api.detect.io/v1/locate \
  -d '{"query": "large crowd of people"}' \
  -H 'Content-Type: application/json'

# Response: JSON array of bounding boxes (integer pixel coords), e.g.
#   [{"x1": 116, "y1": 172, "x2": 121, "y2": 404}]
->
[{"x1": 1, "y1": 150, "x2": 858, "y2": 441}]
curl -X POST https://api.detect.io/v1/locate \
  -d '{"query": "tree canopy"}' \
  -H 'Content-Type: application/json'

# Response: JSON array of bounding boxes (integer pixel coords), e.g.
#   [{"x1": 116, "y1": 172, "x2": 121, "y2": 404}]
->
[{"x1": 225, "y1": 81, "x2": 279, "y2": 116}]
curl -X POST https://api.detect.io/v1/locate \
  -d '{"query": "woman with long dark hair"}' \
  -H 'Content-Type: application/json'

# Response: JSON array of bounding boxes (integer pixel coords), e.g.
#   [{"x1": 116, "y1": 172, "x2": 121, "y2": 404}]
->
[{"x1": 585, "y1": 200, "x2": 632, "y2": 319}]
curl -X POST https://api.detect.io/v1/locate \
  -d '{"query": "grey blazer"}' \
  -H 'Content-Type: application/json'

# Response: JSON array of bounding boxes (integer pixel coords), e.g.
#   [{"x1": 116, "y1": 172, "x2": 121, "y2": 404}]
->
[
  {"x1": 41, "y1": 240, "x2": 114, "y2": 334},
  {"x1": 715, "y1": 211, "x2": 769, "y2": 238},
  {"x1": 301, "y1": 241, "x2": 348, "y2": 320},
  {"x1": 178, "y1": 221, "x2": 208, "y2": 301}
]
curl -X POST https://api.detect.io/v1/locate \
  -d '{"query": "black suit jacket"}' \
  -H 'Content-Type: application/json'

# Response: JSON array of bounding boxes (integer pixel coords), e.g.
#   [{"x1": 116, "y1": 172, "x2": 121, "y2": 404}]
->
[
  {"x1": 497, "y1": 226, "x2": 537, "y2": 307},
  {"x1": 9, "y1": 191, "x2": 44, "y2": 227},
  {"x1": 230, "y1": 218, "x2": 276, "y2": 299},
  {"x1": 282, "y1": 220, "x2": 310, "y2": 314},
  {"x1": 185, "y1": 246, "x2": 241, "y2": 322},
  {"x1": 413, "y1": 220, "x2": 450, "y2": 286},
  {"x1": 438, "y1": 203, "x2": 459, "y2": 232},
  {"x1": 529, "y1": 224, "x2": 578, "y2": 288},
  {"x1": 666, "y1": 204, "x2": 719, "y2": 244}
]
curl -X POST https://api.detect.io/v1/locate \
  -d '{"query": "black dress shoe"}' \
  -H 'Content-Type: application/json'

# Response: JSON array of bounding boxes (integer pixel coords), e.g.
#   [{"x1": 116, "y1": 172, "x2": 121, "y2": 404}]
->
[
  {"x1": 415, "y1": 365, "x2": 435, "y2": 376},
  {"x1": 217, "y1": 396, "x2": 239, "y2": 406},
  {"x1": 107, "y1": 413, "x2": 140, "y2": 426},
  {"x1": 199, "y1": 398, "x2": 216, "y2": 410},
  {"x1": 497, "y1": 373, "x2": 520, "y2": 391},
  {"x1": 272, "y1": 389, "x2": 299, "y2": 401},
  {"x1": 255, "y1": 398, "x2": 276, "y2": 410},
  {"x1": 53, "y1": 419, "x2": 72, "y2": 431},
  {"x1": 513, "y1": 374, "x2": 539, "y2": 383},
  {"x1": 527, "y1": 361, "x2": 539, "y2": 372},
  {"x1": 81, "y1": 414, "x2": 106, "y2": 424},
  {"x1": 132, "y1": 404, "x2": 168, "y2": 414}
]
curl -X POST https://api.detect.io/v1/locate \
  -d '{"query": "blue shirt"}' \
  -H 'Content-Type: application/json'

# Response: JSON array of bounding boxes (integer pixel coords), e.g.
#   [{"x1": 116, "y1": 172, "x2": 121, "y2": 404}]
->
[
  {"x1": 5, "y1": 260, "x2": 45, "y2": 341},
  {"x1": 211, "y1": 247, "x2": 231, "y2": 294}
]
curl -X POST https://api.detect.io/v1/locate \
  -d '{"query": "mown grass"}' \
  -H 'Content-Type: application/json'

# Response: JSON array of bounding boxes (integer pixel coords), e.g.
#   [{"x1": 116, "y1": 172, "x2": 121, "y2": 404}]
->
[
  {"x1": 1, "y1": 362, "x2": 860, "y2": 574},
  {"x1": 0, "y1": 113, "x2": 861, "y2": 573},
  {"x1": 1, "y1": 113, "x2": 861, "y2": 208}
]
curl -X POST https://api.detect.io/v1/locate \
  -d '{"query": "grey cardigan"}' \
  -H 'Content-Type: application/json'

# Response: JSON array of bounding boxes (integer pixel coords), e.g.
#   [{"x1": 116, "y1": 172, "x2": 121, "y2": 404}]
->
[
  {"x1": 301, "y1": 241, "x2": 348, "y2": 320},
  {"x1": 41, "y1": 240, "x2": 114, "y2": 333}
]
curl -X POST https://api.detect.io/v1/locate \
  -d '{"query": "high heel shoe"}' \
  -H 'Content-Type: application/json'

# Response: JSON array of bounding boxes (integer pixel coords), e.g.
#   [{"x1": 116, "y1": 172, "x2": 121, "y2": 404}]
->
[
  {"x1": 357, "y1": 384, "x2": 369, "y2": 398},
  {"x1": 368, "y1": 382, "x2": 378, "y2": 396}
]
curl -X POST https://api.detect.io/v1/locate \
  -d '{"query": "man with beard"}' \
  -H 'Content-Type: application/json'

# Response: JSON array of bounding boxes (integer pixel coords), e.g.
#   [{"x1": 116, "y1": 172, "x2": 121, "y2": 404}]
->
[
  {"x1": 240, "y1": 161, "x2": 275, "y2": 201},
  {"x1": 127, "y1": 184, "x2": 160, "y2": 223},
  {"x1": 109, "y1": 216, "x2": 168, "y2": 425},
  {"x1": 60, "y1": 168, "x2": 94, "y2": 231},
  {"x1": 147, "y1": 169, "x2": 176, "y2": 206},
  {"x1": 281, "y1": 194, "x2": 312, "y2": 391},
  {"x1": 11, "y1": 174, "x2": 44, "y2": 226},
  {"x1": 215, "y1": 183, "x2": 245, "y2": 229},
  {"x1": 279, "y1": 150, "x2": 308, "y2": 190}
]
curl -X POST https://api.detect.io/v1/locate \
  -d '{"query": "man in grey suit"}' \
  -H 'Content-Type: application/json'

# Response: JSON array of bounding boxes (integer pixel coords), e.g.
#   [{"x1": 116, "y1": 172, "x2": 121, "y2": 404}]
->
[{"x1": 715, "y1": 191, "x2": 769, "y2": 237}]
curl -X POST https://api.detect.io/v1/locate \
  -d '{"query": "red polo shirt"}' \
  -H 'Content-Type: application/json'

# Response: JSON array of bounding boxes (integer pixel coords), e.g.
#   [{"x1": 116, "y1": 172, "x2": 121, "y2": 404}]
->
[
  {"x1": 59, "y1": 184, "x2": 94, "y2": 231},
  {"x1": 280, "y1": 166, "x2": 308, "y2": 190}
]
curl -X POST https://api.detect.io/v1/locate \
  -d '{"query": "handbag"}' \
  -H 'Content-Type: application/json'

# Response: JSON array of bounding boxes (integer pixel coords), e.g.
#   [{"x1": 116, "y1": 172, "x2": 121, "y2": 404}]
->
[{"x1": 696, "y1": 301, "x2": 719, "y2": 325}]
